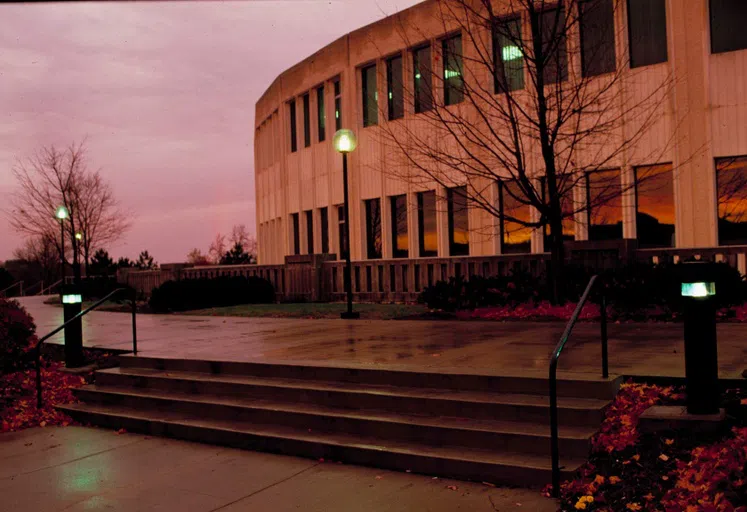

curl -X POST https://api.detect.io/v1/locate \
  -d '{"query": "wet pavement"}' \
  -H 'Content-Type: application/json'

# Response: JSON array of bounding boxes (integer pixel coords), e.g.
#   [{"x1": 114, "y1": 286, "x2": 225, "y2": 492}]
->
[
  {"x1": 18, "y1": 296, "x2": 747, "y2": 379},
  {"x1": 1, "y1": 426, "x2": 555, "y2": 512}
]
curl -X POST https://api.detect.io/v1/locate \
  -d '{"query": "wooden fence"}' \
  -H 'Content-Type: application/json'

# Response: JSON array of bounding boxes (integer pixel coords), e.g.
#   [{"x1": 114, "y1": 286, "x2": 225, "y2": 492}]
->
[{"x1": 117, "y1": 243, "x2": 747, "y2": 303}]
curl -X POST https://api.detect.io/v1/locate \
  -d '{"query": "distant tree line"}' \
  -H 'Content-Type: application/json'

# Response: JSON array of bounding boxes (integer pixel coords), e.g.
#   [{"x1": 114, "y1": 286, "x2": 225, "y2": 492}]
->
[{"x1": 186, "y1": 224, "x2": 257, "y2": 266}]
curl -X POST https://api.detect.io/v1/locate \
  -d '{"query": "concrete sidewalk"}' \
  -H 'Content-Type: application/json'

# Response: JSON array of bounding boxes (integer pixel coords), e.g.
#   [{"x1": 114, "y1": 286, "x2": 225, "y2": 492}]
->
[
  {"x1": 17, "y1": 296, "x2": 747, "y2": 379},
  {"x1": 0, "y1": 426, "x2": 556, "y2": 511}
]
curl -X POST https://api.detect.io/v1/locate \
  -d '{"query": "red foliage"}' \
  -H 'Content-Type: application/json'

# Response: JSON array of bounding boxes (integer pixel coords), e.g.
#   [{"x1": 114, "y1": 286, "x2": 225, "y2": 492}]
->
[
  {"x1": 1, "y1": 361, "x2": 88, "y2": 433},
  {"x1": 457, "y1": 301, "x2": 601, "y2": 321},
  {"x1": 593, "y1": 382, "x2": 682, "y2": 453},
  {"x1": 661, "y1": 427, "x2": 747, "y2": 512}
]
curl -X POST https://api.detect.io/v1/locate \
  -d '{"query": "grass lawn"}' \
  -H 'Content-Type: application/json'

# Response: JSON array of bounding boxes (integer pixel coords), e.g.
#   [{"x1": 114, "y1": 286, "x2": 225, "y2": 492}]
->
[{"x1": 181, "y1": 302, "x2": 430, "y2": 320}]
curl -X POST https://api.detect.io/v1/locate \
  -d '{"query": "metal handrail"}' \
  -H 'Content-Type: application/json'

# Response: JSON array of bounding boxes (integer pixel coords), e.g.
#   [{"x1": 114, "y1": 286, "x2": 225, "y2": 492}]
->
[
  {"x1": 38, "y1": 279, "x2": 63, "y2": 296},
  {"x1": 549, "y1": 275, "x2": 608, "y2": 498},
  {"x1": 1, "y1": 281, "x2": 23, "y2": 297},
  {"x1": 35, "y1": 287, "x2": 137, "y2": 408}
]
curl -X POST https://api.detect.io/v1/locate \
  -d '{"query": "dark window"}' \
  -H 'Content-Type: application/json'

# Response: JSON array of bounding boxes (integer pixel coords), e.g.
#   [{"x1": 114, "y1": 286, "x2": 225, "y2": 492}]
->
[
  {"x1": 320, "y1": 207, "x2": 329, "y2": 253},
  {"x1": 717, "y1": 156, "x2": 747, "y2": 245},
  {"x1": 443, "y1": 34, "x2": 463, "y2": 105},
  {"x1": 586, "y1": 169, "x2": 623, "y2": 241},
  {"x1": 417, "y1": 191, "x2": 437, "y2": 257},
  {"x1": 448, "y1": 186, "x2": 469, "y2": 256},
  {"x1": 627, "y1": 0, "x2": 668, "y2": 68},
  {"x1": 498, "y1": 180, "x2": 532, "y2": 253},
  {"x1": 291, "y1": 213, "x2": 300, "y2": 255},
  {"x1": 391, "y1": 194, "x2": 408, "y2": 258},
  {"x1": 365, "y1": 198, "x2": 382, "y2": 259},
  {"x1": 334, "y1": 79, "x2": 342, "y2": 131},
  {"x1": 635, "y1": 164, "x2": 675, "y2": 247},
  {"x1": 289, "y1": 100, "x2": 297, "y2": 153},
  {"x1": 302, "y1": 93, "x2": 311, "y2": 148},
  {"x1": 539, "y1": 8, "x2": 568, "y2": 83},
  {"x1": 305, "y1": 210, "x2": 314, "y2": 254},
  {"x1": 387, "y1": 55, "x2": 404, "y2": 120},
  {"x1": 362, "y1": 64, "x2": 378, "y2": 127},
  {"x1": 540, "y1": 178, "x2": 575, "y2": 243},
  {"x1": 493, "y1": 17, "x2": 524, "y2": 93},
  {"x1": 337, "y1": 205, "x2": 346, "y2": 258},
  {"x1": 710, "y1": 0, "x2": 747, "y2": 54},
  {"x1": 413, "y1": 45, "x2": 433, "y2": 113},
  {"x1": 317, "y1": 86, "x2": 326, "y2": 142},
  {"x1": 580, "y1": 0, "x2": 616, "y2": 77}
]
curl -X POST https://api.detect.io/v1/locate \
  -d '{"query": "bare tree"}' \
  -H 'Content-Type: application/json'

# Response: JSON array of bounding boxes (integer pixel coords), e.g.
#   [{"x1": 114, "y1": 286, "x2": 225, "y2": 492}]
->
[
  {"x1": 12, "y1": 234, "x2": 61, "y2": 283},
  {"x1": 7, "y1": 142, "x2": 132, "y2": 279},
  {"x1": 229, "y1": 224, "x2": 258, "y2": 258},
  {"x1": 376, "y1": 0, "x2": 672, "y2": 300},
  {"x1": 186, "y1": 248, "x2": 211, "y2": 266},
  {"x1": 208, "y1": 233, "x2": 227, "y2": 264}
]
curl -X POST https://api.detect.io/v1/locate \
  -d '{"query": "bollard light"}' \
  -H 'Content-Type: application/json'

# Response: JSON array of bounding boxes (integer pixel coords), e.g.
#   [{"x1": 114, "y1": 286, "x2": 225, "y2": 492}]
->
[
  {"x1": 62, "y1": 293, "x2": 82, "y2": 304},
  {"x1": 680, "y1": 262, "x2": 720, "y2": 415}
]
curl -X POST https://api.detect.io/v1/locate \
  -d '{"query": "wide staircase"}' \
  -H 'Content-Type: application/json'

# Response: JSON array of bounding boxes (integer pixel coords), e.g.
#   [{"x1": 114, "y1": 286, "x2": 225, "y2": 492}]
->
[{"x1": 59, "y1": 355, "x2": 621, "y2": 487}]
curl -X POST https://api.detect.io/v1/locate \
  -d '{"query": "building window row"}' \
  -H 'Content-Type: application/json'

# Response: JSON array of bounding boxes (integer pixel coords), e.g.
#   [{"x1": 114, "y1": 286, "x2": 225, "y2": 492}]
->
[
  {"x1": 288, "y1": 77, "x2": 341, "y2": 153},
  {"x1": 285, "y1": 155, "x2": 747, "y2": 259}
]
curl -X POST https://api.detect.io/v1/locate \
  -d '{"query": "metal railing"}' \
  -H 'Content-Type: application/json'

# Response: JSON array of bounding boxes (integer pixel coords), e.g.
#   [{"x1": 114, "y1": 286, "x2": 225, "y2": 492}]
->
[
  {"x1": 1, "y1": 281, "x2": 23, "y2": 298},
  {"x1": 38, "y1": 279, "x2": 63, "y2": 296},
  {"x1": 549, "y1": 275, "x2": 608, "y2": 498},
  {"x1": 35, "y1": 287, "x2": 137, "y2": 408}
]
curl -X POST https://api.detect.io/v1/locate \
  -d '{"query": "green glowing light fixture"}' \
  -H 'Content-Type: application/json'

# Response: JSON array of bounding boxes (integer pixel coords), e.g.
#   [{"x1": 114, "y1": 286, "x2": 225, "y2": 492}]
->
[
  {"x1": 55, "y1": 205, "x2": 69, "y2": 220},
  {"x1": 444, "y1": 69, "x2": 461, "y2": 79},
  {"x1": 333, "y1": 129, "x2": 357, "y2": 154},
  {"x1": 62, "y1": 293, "x2": 82, "y2": 304},
  {"x1": 681, "y1": 282, "x2": 716, "y2": 298},
  {"x1": 415, "y1": 72, "x2": 422, "y2": 80},
  {"x1": 502, "y1": 45, "x2": 522, "y2": 61}
]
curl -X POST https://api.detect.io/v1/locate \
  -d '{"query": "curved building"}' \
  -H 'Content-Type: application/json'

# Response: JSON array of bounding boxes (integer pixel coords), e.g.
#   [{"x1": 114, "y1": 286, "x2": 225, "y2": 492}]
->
[{"x1": 255, "y1": 0, "x2": 747, "y2": 266}]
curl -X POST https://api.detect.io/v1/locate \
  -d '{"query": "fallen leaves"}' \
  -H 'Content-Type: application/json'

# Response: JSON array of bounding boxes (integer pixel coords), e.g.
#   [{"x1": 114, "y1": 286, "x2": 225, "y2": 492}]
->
[{"x1": 1, "y1": 361, "x2": 88, "y2": 433}]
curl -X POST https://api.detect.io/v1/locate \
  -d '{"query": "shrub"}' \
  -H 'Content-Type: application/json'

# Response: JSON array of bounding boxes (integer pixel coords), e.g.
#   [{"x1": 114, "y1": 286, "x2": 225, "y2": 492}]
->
[
  {"x1": 418, "y1": 262, "x2": 747, "y2": 315},
  {"x1": 149, "y1": 275, "x2": 275, "y2": 313},
  {"x1": 0, "y1": 298, "x2": 38, "y2": 374}
]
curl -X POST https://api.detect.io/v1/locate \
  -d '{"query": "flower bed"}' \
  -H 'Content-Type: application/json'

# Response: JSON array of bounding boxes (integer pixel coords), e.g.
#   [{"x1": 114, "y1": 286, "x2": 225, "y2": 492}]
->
[
  {"x1": 546, "y1": 383, "x2": 747, "y2": 511},
  {"x1": 1, "y1": 360, "x2": 90, "y2": 433},
  {"x1": 458, "y1": 302, "x2": 747, "y2": 323}
]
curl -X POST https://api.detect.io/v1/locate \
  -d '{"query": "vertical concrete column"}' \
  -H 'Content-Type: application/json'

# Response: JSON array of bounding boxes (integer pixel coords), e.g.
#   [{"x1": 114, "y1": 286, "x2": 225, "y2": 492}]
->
[
  {"x1": 669, "y1": 0, "x2": 717, "y2": 247},
  {"x1": 381, "y1": 195, "x2": 393, "y2": 259},
  {"x1": 490, "y1": 181, "x2": 502, "y2": 255},
  {"x1": 574, "y1": 181, "x2": 588, "y2": 241},
  {"x1": 621, "y1": 166, "x2": 637, "y2": 240},
  {"x1": 436, "y1": 186, "x2": 450, "y2": 257}
]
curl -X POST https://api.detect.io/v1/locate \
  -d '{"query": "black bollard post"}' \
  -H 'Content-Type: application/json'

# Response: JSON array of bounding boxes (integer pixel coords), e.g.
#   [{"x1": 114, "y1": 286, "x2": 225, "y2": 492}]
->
[{"x1": 62, "y1": 284, "x2": 84, "y2": 368}]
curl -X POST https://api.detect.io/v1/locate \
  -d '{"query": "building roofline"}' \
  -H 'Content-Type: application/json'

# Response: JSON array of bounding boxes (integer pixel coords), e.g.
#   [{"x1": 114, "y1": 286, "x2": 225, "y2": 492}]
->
[{"x1": 255, "y1": 0, "x2": 432, "y2": 109}]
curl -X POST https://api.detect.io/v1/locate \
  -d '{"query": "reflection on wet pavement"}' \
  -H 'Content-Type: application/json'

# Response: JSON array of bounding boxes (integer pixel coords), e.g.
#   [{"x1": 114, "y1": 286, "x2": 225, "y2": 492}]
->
[{"x1": 17, "y1": 296, "x2": 747, "y2": 378}]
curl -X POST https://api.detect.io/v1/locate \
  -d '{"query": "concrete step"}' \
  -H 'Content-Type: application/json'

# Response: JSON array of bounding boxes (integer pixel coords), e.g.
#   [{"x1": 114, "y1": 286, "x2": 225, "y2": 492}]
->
[
  {"x1": 119, "y1": 355, "x2": 622, "y2": 400},
  {"x1": 74, "y1": 385, "x2": 595, "y2": 458},
  {"x1": 58, "y1": 401, "x2": 585, "y2": 487},
  {"x1": 96, "y1": 367, "x2": 609, "y2": 427}
]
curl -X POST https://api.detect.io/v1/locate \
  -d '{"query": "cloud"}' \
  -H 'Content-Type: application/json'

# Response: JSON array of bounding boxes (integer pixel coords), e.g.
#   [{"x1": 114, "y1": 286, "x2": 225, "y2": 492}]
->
[{"x1": 0, "y1": 0, "x2": 424, "y2": 262}]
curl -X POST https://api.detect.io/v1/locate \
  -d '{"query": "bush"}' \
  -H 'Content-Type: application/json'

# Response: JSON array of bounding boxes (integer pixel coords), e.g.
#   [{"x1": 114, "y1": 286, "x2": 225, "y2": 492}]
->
[
  {"x1": 149, "y1": 275, "x2": 275, "y2": 313},
  {"x1": 0, "y1": 298, "x2": 38, "y2": 374},
  {"x1": 418, "y1": 262, "x2": 747, "y2": 316}
]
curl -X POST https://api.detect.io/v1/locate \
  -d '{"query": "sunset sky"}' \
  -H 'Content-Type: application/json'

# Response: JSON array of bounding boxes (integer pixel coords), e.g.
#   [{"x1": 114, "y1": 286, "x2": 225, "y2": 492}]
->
[{"x1": 0, "y1": 0, "x2": 423, "y2": 263}]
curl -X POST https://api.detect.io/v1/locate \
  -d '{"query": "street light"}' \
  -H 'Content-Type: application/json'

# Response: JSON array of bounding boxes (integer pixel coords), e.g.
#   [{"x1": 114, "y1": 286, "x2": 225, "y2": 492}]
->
[
  {"x1": 333, "y1": 129, "x2": 360, "y2": 320},
  {"x1": 55, "y1": 206, "x2": 69, "y2": 288}
]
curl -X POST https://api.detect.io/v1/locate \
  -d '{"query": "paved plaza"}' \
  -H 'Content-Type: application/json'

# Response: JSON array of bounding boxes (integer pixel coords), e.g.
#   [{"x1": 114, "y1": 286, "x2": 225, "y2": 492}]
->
[
  {"x1": 18, "y1": 296, "x2": 747, "y2": 379},
  {"x1": 1, "y1": 426, "x2": 555, "y2": 512}
]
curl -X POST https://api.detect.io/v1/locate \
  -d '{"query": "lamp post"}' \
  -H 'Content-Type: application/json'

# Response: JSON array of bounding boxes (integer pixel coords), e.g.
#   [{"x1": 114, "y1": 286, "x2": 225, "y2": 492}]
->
[
  {"x1": 54, "y1": 205, "x2": 84, "y2": 367},
  {"x1": 333, "y1": 129, "x2": 360, "y2": 320},
  {"x1": 680, "y1": 262, "x2": 719, "y2": 415},
  {"x1": 55, "y1": 206, "x2": 69, "y2": 292},
  {"x1": 75, "y1": 232, "x2": 83, "y2": 279}
]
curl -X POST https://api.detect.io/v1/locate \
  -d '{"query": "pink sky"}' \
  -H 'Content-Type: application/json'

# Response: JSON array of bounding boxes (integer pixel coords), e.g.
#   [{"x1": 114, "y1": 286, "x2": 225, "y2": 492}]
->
[{"x1": 0, "y1": 0, "x2": 423, "y2": 263}]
